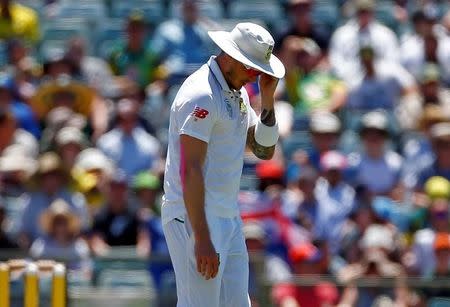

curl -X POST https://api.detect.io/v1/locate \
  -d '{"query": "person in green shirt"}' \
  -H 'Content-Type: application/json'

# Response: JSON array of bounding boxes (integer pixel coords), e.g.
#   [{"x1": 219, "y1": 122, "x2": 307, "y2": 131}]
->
[
  {"x1": 280, "y1": 36, "x2": 347, "y2": 114},
  {"x1": 108, "y1": 10, "x2": 166, "y2": 89}
]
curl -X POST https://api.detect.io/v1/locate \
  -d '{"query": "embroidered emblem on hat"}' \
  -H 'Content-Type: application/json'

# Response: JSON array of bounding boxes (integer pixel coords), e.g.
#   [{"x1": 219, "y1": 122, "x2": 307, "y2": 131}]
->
[
  {"x1": 239, "y1": 98, "x2": 247, "y2": 114},
  {"x1": 265, "y1": 45, "x2": 273, "y2": 62}
]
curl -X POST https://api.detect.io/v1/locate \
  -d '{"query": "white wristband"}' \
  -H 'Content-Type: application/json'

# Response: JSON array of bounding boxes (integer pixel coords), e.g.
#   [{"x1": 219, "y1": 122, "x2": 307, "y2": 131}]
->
[{"x1": 254, "y1": 119, "x2": 279, "y2": 147}]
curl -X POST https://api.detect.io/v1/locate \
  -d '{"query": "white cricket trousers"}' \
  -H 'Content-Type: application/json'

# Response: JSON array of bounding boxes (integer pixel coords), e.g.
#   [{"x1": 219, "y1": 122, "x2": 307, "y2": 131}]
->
[{"x1": 163, "y1": 214, "x2": 251, "y2": 307}]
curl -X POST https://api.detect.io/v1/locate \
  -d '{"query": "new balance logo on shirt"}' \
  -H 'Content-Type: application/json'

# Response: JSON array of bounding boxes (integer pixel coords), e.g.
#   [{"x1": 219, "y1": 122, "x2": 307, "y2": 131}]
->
[{"x1": 192, "y1": 107, "x2": 209, "y2": 120}]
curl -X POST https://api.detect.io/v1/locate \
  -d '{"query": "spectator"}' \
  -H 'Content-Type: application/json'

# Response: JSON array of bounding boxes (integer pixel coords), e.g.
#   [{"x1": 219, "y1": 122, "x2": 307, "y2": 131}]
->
[
  {"x1": 0, "y1": 73, "x2": 40, "y2": 138},
  {"x1": 152, "y1": 0, "x2": 214, "y2": 84},
  {"x1": 279, "y1": 37, "x2": 347, "y2": 114},
  {"x1": 97, "y1": 98, "x2": 161, "y2": 180},
  {"x1": 346, "y1": 45, "x2": 417, "y2": 111},
  {"x1": 408, "y1": 190, "x2": 449, "y2": 276},
  {"x1": 41, "y1": 50, "x2": 76, "y2": 81},
  {"x1": 274, "y1": 281, "x2": 340, "y2": 307},
  {"x1": 442, "y1": 10, "x2": 450, "y2": 38},
  {"x1": 0, "y1": 201, "x2": 18, "y2": 248},
  {"x1": 55, "y1": 126, "x2": 87, "y2": 173},
  {"x1": 132, "y1": 171, "x2": 161, "y2": 220},
  {"x1": 31, "y1": 75, "x2": 94, "y2": 119},
  {"x1": 329, "y1": 0, "x2": 400, "y2": 85},
  {"x1": 276, "y1": 0, "x2": 332, "y2": 51},
  {"x1": 0, "y1": 110, "x2": 38, "y2": 156},
  {"x1": 240, "y1": 160, "x2": 289, "y2": 258},
  {"x1": 431, "y1": 232, "x2": 450, "y2": 278},
  {"x1": 0, "y1": 145, "x2": 35, "y2": 238},
  {"x1": 30, "y1": 199, "x2": 91, "y2": 271},
  {"x1": 416, "y1": 232, "x2": 450, "y2": 299},
  {"x1": 65, "y1": 37, "x2": 115, "y2": 97},
  {"x1": 71, "y1": 148, "x2": 114, "y2": 214},
  {"x1": 7, "y1": 50, "x2": 40, "y2": 104},
  {"x1": 39, "y1": 106, "x2": 87, "y2": 152},
  {"x1": 339, "y1": 202, "x2": 391, "y2": 265},
  {"x1": 418, "y1": 64, "x2": 450, "y2": 114},
  {"x1": 401, "y1": 105, "x2": 450, "y2": 181},
  {"x1": 399, "y1": 64, "x2": 450, "y2": 131},
  {"x1": 338, "y1": 225, "x2": 407, "y2": 307},
  {"x1": 90, "y1": 170, "x2": 148, "y2": 256},
  {"x1": 401, "y1": 9, "x2": 450, "y2": 84},
  {"x1": 5, "y1": 39, "x2": 40, "y2": 101},
  {"x1": 348, "y1": 110, "x2": 403, "y2": 196},
  {"x1": 31, "y1": 75, "x2": 108, "y2": 141},
  {"x1": 107, "y1": 77, "x2": 156, "y2": 136},
  {"x1": 414, "y1": 123, "x2": 450, "y2": 189},
  {"x1": 315, "y1": 151, "x2": 356, "y2": 254},
  {"x1": 273, "y1": 240, "x2": 340, "y2": 307},
  {"x1": 370, "y1": 188, "x2": 428, "y2": 236},
  {"x1": 19, "y1": 152, "x2": 89, "y2": 247},
  {"x1": 0, "y1": 0, "x2": 40, "y2": 43},
  {"x1": 131, "y1": 171, "x2": 172, "y2": 289},
  {"x1": 108, "y1": 10, "x2": 164, "y2": 89},
  {"x1": 243, "y1": 222, "x2": 292, "y2": 305},
  {"x1": 6, "y1": 38, "x2": 29, "y2": 67},
  {"x1": 307, "y1": 111, "x2": 341, "y2": 170},
  {"x1": 283, "y1": 166, "x2": 318, "y2": 228}
]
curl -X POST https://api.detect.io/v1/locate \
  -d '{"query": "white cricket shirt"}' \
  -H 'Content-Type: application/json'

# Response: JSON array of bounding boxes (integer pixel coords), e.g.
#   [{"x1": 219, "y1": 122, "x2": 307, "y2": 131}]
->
[{"x1": 161, "y1": 56, "x2": 258, "y2": 225}]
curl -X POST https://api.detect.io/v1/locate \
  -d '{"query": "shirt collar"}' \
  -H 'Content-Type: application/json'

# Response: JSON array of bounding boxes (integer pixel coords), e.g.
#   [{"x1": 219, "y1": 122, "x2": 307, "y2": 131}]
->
[{"x1": 207, "y1": 56, "x2": 232, "y2": 93}]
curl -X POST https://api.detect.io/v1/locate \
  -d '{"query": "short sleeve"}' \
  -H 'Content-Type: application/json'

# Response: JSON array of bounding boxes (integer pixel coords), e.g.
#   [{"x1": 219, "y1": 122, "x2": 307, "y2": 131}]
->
[{"x1": 177, "y1": 94, "x2": 217, "y2": 143}]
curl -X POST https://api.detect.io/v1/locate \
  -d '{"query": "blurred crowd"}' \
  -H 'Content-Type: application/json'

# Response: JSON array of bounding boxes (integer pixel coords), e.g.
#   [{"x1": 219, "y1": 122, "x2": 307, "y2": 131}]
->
[{"x1": 1, "y1": 0, "x2": 450, "y2": 306}]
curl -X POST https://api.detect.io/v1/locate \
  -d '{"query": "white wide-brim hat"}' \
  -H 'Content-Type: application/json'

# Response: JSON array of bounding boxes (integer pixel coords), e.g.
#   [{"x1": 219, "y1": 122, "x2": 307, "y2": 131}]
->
[{"x1": 208, "y1": 23, "x2": 286, "y2": 79}]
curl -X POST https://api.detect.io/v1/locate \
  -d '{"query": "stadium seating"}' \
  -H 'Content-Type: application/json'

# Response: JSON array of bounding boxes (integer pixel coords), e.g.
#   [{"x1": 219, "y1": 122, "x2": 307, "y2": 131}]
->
[
  {"x1": 94, "y1": 19, "x2": 126, "y2": 59},
  {"x1": 54, "y1": 2, "x2": 108, "y2": 23},
  {"x1": 110, "y1": 0, "x2": 166, "y2": 26},
  {"x1": 169, "y1": 0, "x2": 225, "y2": 20},
  {"x1": 40, "y1": 18, "x2": 92, "y2": 58},
  {"x1": 311, "y1": 2, "x2": 341, "y2": 30},
  {"x1": 228, "y1": 0, "x2": 284, "y2": 30}
]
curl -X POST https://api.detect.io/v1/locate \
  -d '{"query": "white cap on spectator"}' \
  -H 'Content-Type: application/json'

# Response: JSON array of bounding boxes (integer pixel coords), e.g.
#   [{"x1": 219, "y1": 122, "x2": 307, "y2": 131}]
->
[
  {"x1": 430, "y1": 122, "x2": 450, "y2": 140},
  {"x1": 0, "y1": 145, "x2": 37, "y2": 177},
  {"x1": 310, "y1": 112, "x2": 341, "y2": 134},
  {"x1": 360, "y1": 110, "x2": 389, "y2": 132},
  {"x1": 74, "y1": 148, "x2": 114, "y2": 175},
  {"x1": 360, "y1": 225, "x2": 394, "y2": 252},
  {"x1": 320, "y1": 150, "x2": 347, "y2": 171},
  {"x1": 12, "y1": 130, "x2": 39, "y2": 158},
  {"x1": 55, "y1": 126, "x2": 85, "y2": 147}
]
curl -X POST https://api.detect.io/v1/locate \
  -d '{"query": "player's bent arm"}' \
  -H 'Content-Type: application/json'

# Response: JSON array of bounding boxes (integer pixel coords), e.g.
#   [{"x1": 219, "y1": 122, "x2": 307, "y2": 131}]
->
[
  {"x1": 179, "y1": 134, "x2": 210, "y2": 241},
  {"x1": 246, "y1": 108, "x2": 277, "y2": 160}
]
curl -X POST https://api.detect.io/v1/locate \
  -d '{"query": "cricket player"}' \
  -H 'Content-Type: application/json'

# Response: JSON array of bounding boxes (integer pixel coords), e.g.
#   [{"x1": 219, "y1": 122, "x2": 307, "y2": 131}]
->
[{"x1": 162, "y1": 22, "x2": 285, "y2": 306}]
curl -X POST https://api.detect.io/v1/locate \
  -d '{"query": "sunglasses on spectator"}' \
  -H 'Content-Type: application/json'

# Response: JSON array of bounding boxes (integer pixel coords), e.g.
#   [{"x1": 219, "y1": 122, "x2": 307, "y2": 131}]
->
[{"x1": 243, "y1": 64, "x2": 262, "y2": 77}]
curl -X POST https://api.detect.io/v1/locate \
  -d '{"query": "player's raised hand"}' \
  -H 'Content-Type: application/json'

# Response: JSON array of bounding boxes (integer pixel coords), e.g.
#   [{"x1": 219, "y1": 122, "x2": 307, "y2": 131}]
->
[
  {"x1": 194, "y1": 236, "x2": 219, "y2": 280},
  {"x1": 259, "y1": 73, "x2": 279, "y2": 97},
  {"x1": 259, "y1": 73, "x2": 279, "y2": 111}
]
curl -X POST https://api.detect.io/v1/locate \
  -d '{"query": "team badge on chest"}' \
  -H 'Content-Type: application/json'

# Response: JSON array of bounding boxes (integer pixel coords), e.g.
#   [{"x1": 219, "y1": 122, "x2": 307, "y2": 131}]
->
[{"x1": 239, "y1": 98, "x2": 247, "y2": 115}]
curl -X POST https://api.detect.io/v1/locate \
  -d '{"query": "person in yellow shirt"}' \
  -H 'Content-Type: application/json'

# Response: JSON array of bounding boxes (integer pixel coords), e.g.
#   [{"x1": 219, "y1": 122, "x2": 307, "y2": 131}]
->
[{"x1": 0, "y1": 0, "x2": 40, "y2": 43}]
